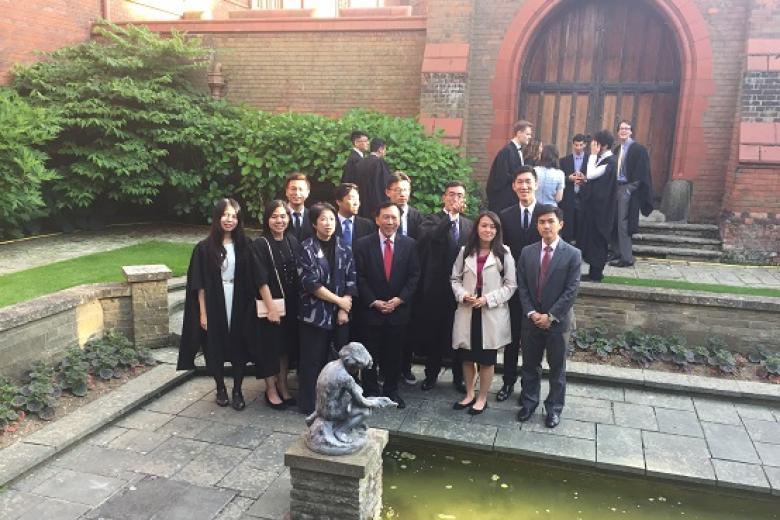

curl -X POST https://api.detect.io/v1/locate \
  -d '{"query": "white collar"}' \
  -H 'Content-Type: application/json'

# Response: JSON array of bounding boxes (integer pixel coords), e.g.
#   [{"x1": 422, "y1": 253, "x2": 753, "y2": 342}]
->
[
  {"x1": 379, "y1": 231, "x2": 396, "y2": 243},
  {"x1": 542, "y1": 237, "x2": 560, "y2": 251},
  {"x1": 519, "y1": 200, "x2": 536, "y2": 213},
  {"x1": 353, "y1": 147, "x2": 363, "y2": 156}
]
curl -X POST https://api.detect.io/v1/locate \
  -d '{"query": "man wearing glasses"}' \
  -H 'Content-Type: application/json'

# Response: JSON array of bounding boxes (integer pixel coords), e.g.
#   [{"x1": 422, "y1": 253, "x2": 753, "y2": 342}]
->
[{"x1": 342, "y1": 130, "x2": 369, "y2": 185}]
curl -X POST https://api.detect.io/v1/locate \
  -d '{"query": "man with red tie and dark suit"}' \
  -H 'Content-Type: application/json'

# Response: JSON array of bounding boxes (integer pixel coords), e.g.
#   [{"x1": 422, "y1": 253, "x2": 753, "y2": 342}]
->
[
  {"x1": 353, "y1": 202, "x2": 421, "y2": 409},
  {"x1": 496, "y1": 165, "x2": 541, "y2": 402},
  {"x1": 515, "y1": 205, "x2": 581, "y2": 428}
]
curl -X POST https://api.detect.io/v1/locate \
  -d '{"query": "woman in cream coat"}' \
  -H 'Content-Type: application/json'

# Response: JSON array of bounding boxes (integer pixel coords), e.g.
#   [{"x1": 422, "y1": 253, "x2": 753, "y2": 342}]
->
[{"x1": 450, "y1": 211, "x2": 517, "y2": 414}]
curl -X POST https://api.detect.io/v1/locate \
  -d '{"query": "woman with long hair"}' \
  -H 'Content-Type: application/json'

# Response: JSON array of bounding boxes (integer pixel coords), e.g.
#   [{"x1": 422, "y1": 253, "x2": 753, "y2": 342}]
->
[
  {"x1": 522, "y1": 137, "x2": 543, "y2": 167},
  {"x1": 450, "y1": 211, "x2": 517, "y2": 414},
  {"x1": 534, "y1": 144, "x2": 565, "y2": 206},
  {"x1": 178, "y1": 198, "x2": 253, "y2": 410},
  {"x1": 248, "y1": 200, "x2": 302, "y2": 410}
]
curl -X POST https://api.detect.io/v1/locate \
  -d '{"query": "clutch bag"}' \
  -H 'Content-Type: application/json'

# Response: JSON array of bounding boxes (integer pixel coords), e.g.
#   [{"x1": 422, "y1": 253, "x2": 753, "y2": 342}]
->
[{"x1": 256, "y1": 298, "x2": 286, "y2": 318}]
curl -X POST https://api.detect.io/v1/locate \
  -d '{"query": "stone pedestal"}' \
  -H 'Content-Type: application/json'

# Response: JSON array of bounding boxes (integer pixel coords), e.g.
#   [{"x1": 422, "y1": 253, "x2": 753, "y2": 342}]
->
[
  {"x1": 122, "y1": 265, "x2": 171, "y2": 349},
  {"x1": 284, "y1": 428, "x2": 389, "y2": 520}
]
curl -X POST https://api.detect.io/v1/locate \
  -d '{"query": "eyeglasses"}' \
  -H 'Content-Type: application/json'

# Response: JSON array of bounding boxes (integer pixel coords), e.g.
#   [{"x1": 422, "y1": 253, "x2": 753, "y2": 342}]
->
[{"x1": 445, "y1": 192, "x2": 466, "y2": 199}]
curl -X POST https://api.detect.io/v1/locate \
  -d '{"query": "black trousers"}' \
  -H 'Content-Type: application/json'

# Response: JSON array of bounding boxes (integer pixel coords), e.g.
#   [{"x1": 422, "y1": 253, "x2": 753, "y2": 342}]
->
[
  {"x1": 518, "y1": 321, "x2": 567, "y2": 415},
  {"x1": 297, "y1": 321, "x2": 349, "y2": 415},
  {"x1": 502, "y1": 295, "x2": 523, "y2": 386},
  {"x1": 362, "y1": 323, "x2": 406, "y2": 395},
  {"x1": 423, "y1": 309, "x2": 463, "y2": 384}
]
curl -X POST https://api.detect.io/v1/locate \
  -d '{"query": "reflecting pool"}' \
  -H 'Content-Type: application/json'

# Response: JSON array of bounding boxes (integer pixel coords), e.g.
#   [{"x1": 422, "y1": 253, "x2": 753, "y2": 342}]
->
[{"x1": 382, "y1": 439, "x2": 779, "y2": 520}]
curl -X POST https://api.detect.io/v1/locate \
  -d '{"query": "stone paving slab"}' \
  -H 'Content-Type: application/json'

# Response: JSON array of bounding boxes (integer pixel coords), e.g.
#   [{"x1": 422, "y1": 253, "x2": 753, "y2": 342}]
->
[
  {"x1": 712, "y1": 459, "x2": 770, "y2": 492},
  {"x1": 764, "y1": 465, "x2": 780, "y2": 496},
  {"x1": 643, "y1": 431, "x2": 715, "y2": 484},
  {"x1": 702, "y1": 422, "x2": 760, "y2": 464},
  {"x1": 494, "y1": 427, "x2": 596, "y2": 464},
  {"x1": 30, "y1": 468, "x2": 127, "y2": 506},
  {"x1": 595, "y1": 424, "x2": 645, "y2": 473}
]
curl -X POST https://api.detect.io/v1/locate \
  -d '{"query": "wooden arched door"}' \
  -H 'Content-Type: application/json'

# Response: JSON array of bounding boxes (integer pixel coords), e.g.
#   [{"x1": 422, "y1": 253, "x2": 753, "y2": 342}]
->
[{"x1": 518, "y1": 0, "x2": 680, "y2": 198}]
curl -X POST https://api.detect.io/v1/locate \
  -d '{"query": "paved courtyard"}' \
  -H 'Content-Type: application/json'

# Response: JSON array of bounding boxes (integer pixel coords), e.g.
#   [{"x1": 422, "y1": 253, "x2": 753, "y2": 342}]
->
[
  {"x1": 1, "y1": 365, "x2": 779, "y2": 520},
  {"x1": 1, "y1": 223, "x2": 779, "y2": 287}
]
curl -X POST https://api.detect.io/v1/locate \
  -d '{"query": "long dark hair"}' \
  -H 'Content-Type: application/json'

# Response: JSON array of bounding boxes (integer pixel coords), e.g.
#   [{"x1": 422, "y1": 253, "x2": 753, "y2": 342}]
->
[
  {"x1": 263, "y1": 199, "x2": 291, "y2": 236},
  {"x1": 463, "y1": 211, "x2": 506, "y2": 261},
  {"x1": 538, "y1": 144, "x2": 560, "y2": 168},
  {"x1": 207, "y1": 198, "x2": 246, "y2": 267}
]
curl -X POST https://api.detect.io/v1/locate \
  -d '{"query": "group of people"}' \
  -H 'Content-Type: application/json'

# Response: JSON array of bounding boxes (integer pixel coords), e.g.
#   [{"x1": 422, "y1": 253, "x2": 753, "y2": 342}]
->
[{"x1": 176, "y1": 120, "x2": 648, "y2": 428}]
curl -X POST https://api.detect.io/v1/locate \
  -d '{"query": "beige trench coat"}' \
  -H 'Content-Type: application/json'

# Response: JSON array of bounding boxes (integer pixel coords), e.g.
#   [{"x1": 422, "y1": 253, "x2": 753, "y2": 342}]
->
[{"x1": 450, "y1": 245, "x2": 517, "y2": 351}]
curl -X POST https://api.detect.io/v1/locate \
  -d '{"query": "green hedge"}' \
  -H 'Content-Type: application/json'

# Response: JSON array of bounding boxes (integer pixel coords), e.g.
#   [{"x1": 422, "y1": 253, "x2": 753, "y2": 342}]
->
[{"x1": 5, "y1": 22, "x2": 477, "y2": 237}]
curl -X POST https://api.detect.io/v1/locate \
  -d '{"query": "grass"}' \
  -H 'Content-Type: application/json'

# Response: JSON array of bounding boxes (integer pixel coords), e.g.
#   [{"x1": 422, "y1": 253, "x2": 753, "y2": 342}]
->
[
  {"x1": 603, "y1": 276, "x2": 780, "y2": 298},
  {"x1": 0, "y1": 241, "x2": 194, "y2": 308}
]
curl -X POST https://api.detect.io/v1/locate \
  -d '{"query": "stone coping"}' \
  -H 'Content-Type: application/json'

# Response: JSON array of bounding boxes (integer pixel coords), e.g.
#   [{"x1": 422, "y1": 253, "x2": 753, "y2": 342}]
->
[
  {"x1": 580, "y1": 282, "x2": 780, "y2": 311},
  {"x1": 0, "y1": 351, "x2": 192, "y2": 487},
  {"x1": 122, "y1": 264, "x2": 172, "y2": 283},
  {"x1": 0, "y1": 283, "x2": 130, "y2": 332},
  {"x1": 284, "y1": 429, "x2": 389, "y2": 478}
]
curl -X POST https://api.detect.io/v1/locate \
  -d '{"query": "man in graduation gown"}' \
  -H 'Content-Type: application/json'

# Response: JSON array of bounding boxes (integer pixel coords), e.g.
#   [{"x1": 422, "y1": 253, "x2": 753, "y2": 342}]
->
[
  {"x1": 355, "y1": 137, "x2": 392, "y2": 219},
  {"x1": 341, "y1": 130, "x2": 369, "y2": 184},
  {"x1": 610, "y1": 120, "x2": 654, "y2": 267},
  {"x1": 486, "y1": 120, "x2": 534, "y2": 212}
]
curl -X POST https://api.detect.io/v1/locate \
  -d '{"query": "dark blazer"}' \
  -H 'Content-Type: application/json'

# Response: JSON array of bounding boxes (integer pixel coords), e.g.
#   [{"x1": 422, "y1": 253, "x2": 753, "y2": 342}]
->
[
  {"x1": 400, "y1": 205, "x2": 424, "y2": 240},
  {"x1": 614, "y1": 141, "x2": 654, "y2": 234},
  {"x1": 341, "y1": 149, "x2": 363, "y2": 184},
  {"x1": 559, "y1": 153, "x2": 588, "y2": 242},
  {"x1": 355, "y1": 154, "x2": 392, "y2": 219},
  {"x1": 354, "y1": 233, "x2": 421, "y2": 326},
  {"x1": 288, "y1": 207, "x2": 312, "y2": 243},
  {"x1": 335, "y1": 215, "x2": 375, "y2": 247},
  {"x1": 486, "y1": 141, "x2": 524, "y2": 212},
  {"x1": 516, "y1": 239, "x2": 581, "y2": 333},
  {"x1": 297, "y1": 236, "x2": 357, "y2": 330},
  {"x1": 499, "y1": 204, "x2": 543, "y2": 262},
  {"x1": 417, "y1": 211, "x2": 473, "y2": 304}
]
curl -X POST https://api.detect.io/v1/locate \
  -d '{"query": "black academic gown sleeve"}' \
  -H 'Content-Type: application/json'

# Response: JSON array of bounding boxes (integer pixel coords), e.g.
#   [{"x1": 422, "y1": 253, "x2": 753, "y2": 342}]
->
[
  {"x1": 579, "y1": 155, "x2": 617, "y2": 266},
  {"x1": 486, "y1": 142, "x2": 522, "y2": 212},
  {"x1": 624, "y1": 143, "x2": 654, "y2": 234}
]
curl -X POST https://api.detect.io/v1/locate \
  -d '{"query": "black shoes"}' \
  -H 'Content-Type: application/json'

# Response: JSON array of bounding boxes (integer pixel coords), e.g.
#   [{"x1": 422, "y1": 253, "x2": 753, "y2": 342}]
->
[
  {"x1": 264, "y1": 392, "x2": 286, "y2": 410},
  {"x1": 215, "y1": 387, "x2": 230, "y2": 407},
  {"x1": 468, "y1": 402, "x2": 488, "y2": 415},
  {"x1": 282, "y1": 396, "x2": 297, "y2": 407},
  {"x1": 453, "y1": 397, "x2": 476, "y2": 410},
  {"x1": 608, "y1": 259, "x2": 635, "y2": 268},
  {"x1": 402, "y1": 369, "x2": 417, "y2": 385},
  {"x1": 386, "y1": 391, "x2": 406, "y2": 410},
  {"x1": 421, "y1": 377, "x2": 437, "y2": 391},
  {"x1": 496, "y1": 384, "x2": 514, "y2": 402},
  {"x1": 232, "y1": 389, "x2": 246, "y2": 411},
  {"x1": 517, "y1": 406, "x2": 536, "y2": 422},
  {"x1": 545, "y1": 409, "x2": 561, "y2": 428}
]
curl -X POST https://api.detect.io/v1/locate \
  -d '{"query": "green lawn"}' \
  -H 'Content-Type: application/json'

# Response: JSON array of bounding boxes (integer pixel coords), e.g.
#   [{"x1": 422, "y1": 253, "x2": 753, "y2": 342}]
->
[
  {"x1": 603, "y1": 276, "x2": 780, "y2": 298},
  {"x1": 0, "y1": 241, "x2": 194, "y2": 308}
]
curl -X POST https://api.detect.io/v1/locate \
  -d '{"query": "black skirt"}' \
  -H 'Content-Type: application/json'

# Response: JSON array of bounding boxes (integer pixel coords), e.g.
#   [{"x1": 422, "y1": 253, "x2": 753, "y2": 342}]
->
[{"x1": 458, "y1": 289, "x2": 498, "y2": 366}]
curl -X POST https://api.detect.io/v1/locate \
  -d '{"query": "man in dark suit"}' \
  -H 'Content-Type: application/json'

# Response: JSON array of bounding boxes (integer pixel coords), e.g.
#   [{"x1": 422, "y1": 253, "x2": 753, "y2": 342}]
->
[
  {"x1": 334, "y1": 183, "x2": 375, "y2": 249},
  {"x1": 496, "y1": 165, "x2": 541, "y2": 402},
  {"x1": 610, "y1": 120, "x2": 653, "y2": 267},
  {"x1": 486, "y1": 120, "x2": 534, "y2": 212},
  {"x1": 355, "y1": 138, "x2": 392, "y2": 219},
  {"x1": 515, "y1": 205, "x2": 581, "y2": 428},
  {"x1": 341, "y1": 130, "x2": 369, "y2": 184},
  {"x1": 354, "y1": 202, "x2": 421, "y2": 409},
  {"x1": 285, "y1": 172, "x2": 312, "y2": 242},
  {"x1": 418, "y1": 181, "x2": 473, "y2": 393},
  {"x1": 559, "y1": 134, "x2": 589, "y2": 244},
  {"x1": 385, "y1": 171, "x2": 423, "y2": 240}
]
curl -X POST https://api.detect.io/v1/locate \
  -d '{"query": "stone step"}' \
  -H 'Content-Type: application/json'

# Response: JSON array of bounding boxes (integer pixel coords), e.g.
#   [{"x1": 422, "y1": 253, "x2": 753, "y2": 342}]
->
[
  {"x1": 168, "y1": 290, "x2": 186, "y2": 313},
  {"x1": 633, "y1": 233, "x2": 722, "y2": 251},
  {"x1": 632, "y1": 244, "x2": 723, "y2": 262},
  {"x1": 637, "y1": 222, "x2": 720, "y2": 239}
]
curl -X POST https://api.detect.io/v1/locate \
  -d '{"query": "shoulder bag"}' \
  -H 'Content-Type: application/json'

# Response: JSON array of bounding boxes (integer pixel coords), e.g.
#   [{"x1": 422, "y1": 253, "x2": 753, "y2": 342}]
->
[{"x1": 256, "y1": 237, "x2": 287, "y2": 318}]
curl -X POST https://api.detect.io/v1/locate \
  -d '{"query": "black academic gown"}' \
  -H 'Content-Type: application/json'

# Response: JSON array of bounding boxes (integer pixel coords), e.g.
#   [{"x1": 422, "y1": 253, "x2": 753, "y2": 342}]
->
[
  {"x1": 355, "y1": 155, "x2": 392, "y2": 219},
  {"x1": 177, "y1": 239, "x2": 253, "y2": 373},
  {"x1": 341, "y1": 149, "x2": 363, "y2": 185},
  {"x1": 615, "y1": 142, "x2": 654, "y2": 234},
  {"x1": 486, "y1": 141, "x2": 524, "y2": 212},
  {"x1": 579, "y1": 154, "x2": 618, "y2": 267}
]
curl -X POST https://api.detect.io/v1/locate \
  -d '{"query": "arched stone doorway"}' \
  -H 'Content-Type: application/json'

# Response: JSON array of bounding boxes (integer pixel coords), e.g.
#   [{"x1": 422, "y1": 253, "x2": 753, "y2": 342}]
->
[{"x1": 518, "y1": 0, "x2": 680, "y2": 199}]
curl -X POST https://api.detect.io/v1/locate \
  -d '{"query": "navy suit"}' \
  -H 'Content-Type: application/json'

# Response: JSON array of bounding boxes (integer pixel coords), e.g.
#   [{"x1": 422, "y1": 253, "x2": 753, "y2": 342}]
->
[
  {"x1": 288, "y1": 207, "x2": 312, "y2": 243},
  {"x1": 516, "y1": 239, "x2": 581, "y2": 414},
  {"x1": 559, "y1": 153, "x2": 588, "y2": 243},
  {"x1": 354, "y1": 233, "x2": 421, "y2": 395},
  {"x1": 335, "y1": 215, "x2": 375, "y2": 248},
  {"x1": 499, "y1": 203, "x2": 542, "y2": 387}
]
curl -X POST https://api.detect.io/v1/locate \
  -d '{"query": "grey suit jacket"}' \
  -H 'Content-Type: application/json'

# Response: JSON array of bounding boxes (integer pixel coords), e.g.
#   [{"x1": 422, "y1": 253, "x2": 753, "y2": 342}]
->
[{"x1": 516, "y1": 239, "x2": 581, "y2": 332}]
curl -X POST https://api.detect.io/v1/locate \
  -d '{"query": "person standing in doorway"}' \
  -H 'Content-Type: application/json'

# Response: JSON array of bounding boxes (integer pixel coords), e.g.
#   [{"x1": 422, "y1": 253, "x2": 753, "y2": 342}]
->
[
  {"x1": 486, "y1": 120, "x2": 533, "y2": 212},
  {"x1": 560, "y1": 134, "x2": 589, "y2": 244}
]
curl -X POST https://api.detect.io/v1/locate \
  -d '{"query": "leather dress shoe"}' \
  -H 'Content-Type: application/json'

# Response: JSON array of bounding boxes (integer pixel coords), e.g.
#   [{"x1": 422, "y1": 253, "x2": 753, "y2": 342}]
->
[
  {"x1": 517, "y1": 406, "x2": 536, "y2": 422},
  {"x1": 545, "y1": 410, "x2": 561, "y2": 428},
  {"x1": 231, "y1": 389, "x2": 246, "y2": 411},
  {"x1": 421, "y1": 377, "x2": 437, "y2": 391},
  {"x1": 215, "y1": 387, "x2": 230, "y2": 407},
  {"x1": 453, "y1": 397, "x2": 476, "y2": 410},
  {"x1": 496, "y1": 384, "x2": 514, "y2": 402},
  {"x1": 386, "y1": 391, "x2": 406, "y2": 409},
  {"x1": 453, "y1": 380, "x2": 467, "y2": 394},
  {"x1": 608, "y1": 259, "x2": 635, "y2": 268}
]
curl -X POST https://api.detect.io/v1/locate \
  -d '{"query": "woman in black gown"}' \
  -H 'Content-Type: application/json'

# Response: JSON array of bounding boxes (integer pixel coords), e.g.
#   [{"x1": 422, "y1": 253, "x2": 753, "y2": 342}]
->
[
  {"x1": 177, "y1": 198, "x2": 253, "y2": 411},
  {"x1": 249, "y1": 200, "x2": 302, "y2": 410}
]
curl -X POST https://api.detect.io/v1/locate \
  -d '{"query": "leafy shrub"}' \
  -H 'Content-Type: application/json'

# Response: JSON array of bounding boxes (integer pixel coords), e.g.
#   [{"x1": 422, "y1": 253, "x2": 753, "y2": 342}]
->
[
  {"x1": 14, "y1": 362, "x2": 60, "y2": 420},
  {"x1": 56, "y1": 346, "x2": 90, "y2": 397},
  {"x1": 83, "y1": 330, "x2": 156, "y2": 380},
  {"x1": 572, "y1": 327, "x2": 607, "y2": 351},
  {"x1": 620, "y1": 329, "x2": 669, "y2": 367},
  {"x1": 665, "y1": 336, "x2": 694, "y2": 368},
  {"x1": 707, "y1": 348, "x2": 737, "y2": 374},
  {"x1": 764, "y1": 354, "x2": 780, "y2": 377},
  {"x1": 0, "y1": 377, "x2": 22, "y2": 430},
  {"x1": 0, "y1": 90, "x2": 60, "y2": 238}
]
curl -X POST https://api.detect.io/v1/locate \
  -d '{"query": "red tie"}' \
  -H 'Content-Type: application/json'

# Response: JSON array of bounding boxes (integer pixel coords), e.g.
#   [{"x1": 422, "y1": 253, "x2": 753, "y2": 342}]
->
[
  {"x1": 383, "y1": 238, "x2": 393, "y2": 280},
  {"x1": 537, "y1": 245, "x2": 553, "y2": 300}
]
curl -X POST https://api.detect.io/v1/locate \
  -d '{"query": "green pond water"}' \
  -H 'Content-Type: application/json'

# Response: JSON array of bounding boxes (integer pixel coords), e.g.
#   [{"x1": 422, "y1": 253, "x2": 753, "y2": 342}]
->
[{"x1": 381, "y1": 440, "x2": 779, "y2": 520}]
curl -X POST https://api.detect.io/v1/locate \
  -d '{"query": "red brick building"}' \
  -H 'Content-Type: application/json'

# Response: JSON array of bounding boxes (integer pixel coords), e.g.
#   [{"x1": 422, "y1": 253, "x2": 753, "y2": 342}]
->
[{"x1": 2, "y1": 0, "x2": 778, "y2": 261}]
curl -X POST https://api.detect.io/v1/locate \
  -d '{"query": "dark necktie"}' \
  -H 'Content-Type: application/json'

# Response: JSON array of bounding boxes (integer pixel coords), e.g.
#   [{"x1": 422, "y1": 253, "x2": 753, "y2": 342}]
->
[
  {"x1": 450, "y1": 219, "x2": 459, "y2": 243},
  {"x1": 293, "y1": 212, "x2": 301, "y2": 234},
  {"x1": 523, "y1": 208, "x2": 530, "y2": 230},
  {"x1": 398, "y1": 208, "x2": 405, "y2": 236},
  {"x1": 383, "y1": 239, "x2": 393, "y2": 280},
  {"x1": 537, "y1": 245, "x2": 553, "y2": 301},
  {"x1": 342, "y1": 219, "x2": 352, "y2": 246}
]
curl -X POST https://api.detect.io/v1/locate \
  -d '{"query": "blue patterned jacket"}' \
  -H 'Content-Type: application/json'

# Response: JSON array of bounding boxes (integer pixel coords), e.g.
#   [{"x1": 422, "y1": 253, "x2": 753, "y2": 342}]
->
[{"x1": 297, "y1": 236, "x2": 358, "y2": 330}]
